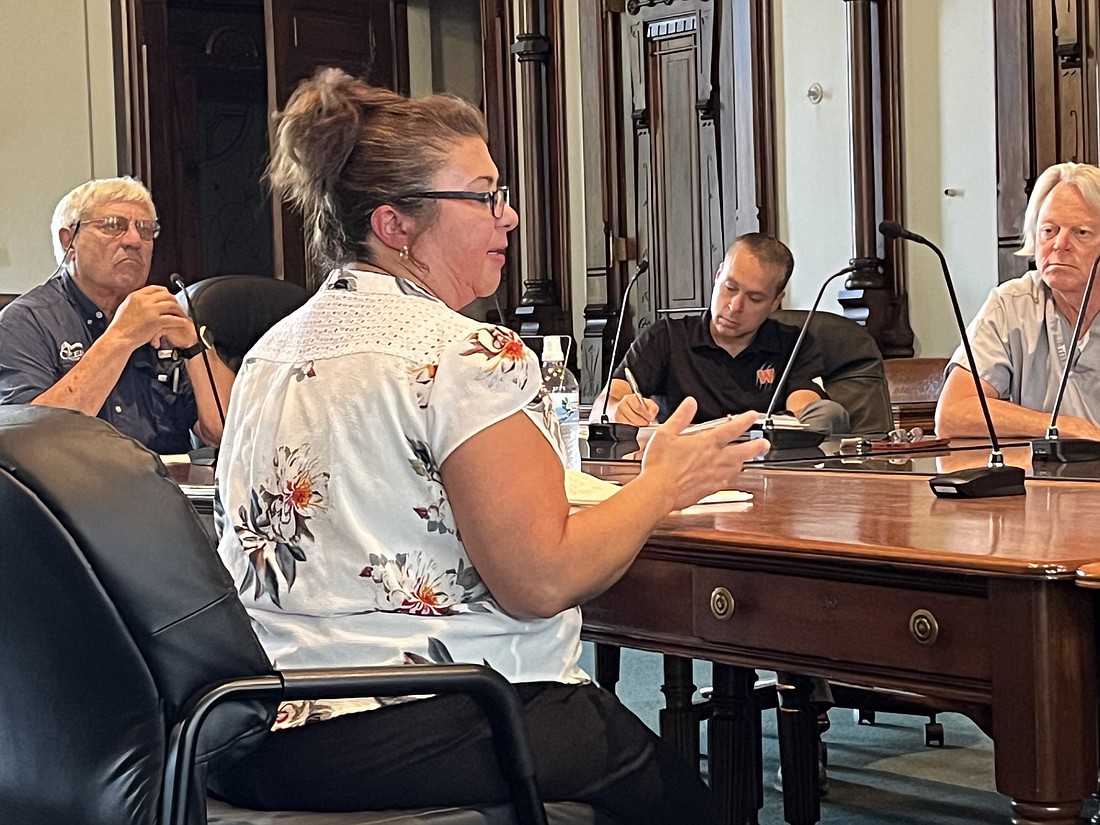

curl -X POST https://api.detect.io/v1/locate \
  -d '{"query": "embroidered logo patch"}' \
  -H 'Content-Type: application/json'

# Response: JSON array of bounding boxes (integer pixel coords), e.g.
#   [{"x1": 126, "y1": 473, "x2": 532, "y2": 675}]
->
[
  {"x1": 59, "y1": 342, "x2": 85, "y2": 362},
  {"x1": 756, "y1": 363, "x2": 775, "y2": 389}
]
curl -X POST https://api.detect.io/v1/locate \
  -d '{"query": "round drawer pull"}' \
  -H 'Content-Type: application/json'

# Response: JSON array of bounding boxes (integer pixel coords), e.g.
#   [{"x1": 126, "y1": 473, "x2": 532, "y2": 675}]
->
[
  {"x1": 710, "y1": 587, "x2": 736, "y2": 621},
  {"x1": 909, "y1": 609, "x2": 939, "y2": 645}
]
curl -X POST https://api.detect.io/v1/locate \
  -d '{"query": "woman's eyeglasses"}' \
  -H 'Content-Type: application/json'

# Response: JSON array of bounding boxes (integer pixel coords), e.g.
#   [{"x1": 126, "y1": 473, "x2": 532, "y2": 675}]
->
[
  {"x1": 81, "y1": 216, "x2": 161, "y2": 241},
  {"x1": 397, "y1": 186, "x2": 510, "y2": 219}
]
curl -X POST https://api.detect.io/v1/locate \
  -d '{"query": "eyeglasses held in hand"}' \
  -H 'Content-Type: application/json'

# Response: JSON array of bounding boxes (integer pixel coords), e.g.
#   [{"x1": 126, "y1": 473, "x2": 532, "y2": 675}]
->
[
  {"x1": 397, "y1": 186, "x2": 510, "y2": 219},
  {"x1": 81, "y1": 216, "x2": 161, "y2": 241}
]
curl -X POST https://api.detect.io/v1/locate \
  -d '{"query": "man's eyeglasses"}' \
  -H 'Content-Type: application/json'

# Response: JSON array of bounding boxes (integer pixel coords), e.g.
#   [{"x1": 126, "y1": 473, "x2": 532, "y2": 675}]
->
[
  {"x1": 81, "y1": 216, "x2": 161, "y2": 241},
  {"x1": 397, "y1": 186, "x2": 510, "y2": 219}
]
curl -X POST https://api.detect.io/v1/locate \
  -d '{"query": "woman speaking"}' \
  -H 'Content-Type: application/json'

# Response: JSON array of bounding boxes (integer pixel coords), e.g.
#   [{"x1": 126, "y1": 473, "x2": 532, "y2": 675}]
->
[{"x1": 210, "y1": 67, "x2": 767, "y2": 823}]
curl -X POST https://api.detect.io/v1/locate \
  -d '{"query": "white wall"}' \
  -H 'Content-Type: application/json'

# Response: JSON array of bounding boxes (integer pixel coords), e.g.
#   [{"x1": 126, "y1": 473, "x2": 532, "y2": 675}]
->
[
  {"x1": 773, "y1": 2, "x2": 854, "y2": 323},
  {"x1": 775, "y1": 0, "x2": 997, "y2": 356},
  {"x1": 0, "y1": 1, "x2": 117, "y2": 293}
]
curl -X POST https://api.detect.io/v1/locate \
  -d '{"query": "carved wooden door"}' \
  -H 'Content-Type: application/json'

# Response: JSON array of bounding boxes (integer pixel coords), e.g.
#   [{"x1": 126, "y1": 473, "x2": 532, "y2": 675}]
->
[
  {"x1": 630, "y1": 8, "x2": 725, "y2": 326},
  {"x1": 578, "y1": 0, "x2": 775, "y2": 399},
  {"x1": 265, "y1": 0, "x2": 408, "y2": 287},
  {"x1": 115, "y1": 0, "x2": 407, "y2": 289}
]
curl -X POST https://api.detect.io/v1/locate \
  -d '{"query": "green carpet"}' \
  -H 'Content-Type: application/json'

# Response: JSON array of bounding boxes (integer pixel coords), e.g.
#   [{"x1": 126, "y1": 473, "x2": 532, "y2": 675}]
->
[{"x1": 579, "y1": 645, "x2": 1097, "y2": 824}]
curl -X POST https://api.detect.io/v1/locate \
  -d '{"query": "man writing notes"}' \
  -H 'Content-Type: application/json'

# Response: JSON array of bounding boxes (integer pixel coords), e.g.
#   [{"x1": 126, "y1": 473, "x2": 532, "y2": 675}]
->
[
  {"x1": 936, "y1": 162, "x2": 1100, "y2": 438},
  {"x1": 590, "y1": 232, "x2": 849, "y2": 434},
  {"x1": 0, "y1": 177, "x2": 234, "y2": 452}
]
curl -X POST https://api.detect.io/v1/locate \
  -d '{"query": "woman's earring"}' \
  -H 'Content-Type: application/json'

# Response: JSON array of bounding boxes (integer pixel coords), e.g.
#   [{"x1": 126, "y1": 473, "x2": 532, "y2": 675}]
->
[{"x1": 399, "y1": 245, "x2": 410, "y2": 260}]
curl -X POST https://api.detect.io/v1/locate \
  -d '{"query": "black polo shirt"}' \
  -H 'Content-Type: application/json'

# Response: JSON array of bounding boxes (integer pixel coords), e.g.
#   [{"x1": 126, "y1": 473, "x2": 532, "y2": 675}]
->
[
  {"x1": 0, "y1": 272, "x2": 197, "y2": 453},
  {"x1": 613, "y1": 312, "x2": 827, "y2": 424}
]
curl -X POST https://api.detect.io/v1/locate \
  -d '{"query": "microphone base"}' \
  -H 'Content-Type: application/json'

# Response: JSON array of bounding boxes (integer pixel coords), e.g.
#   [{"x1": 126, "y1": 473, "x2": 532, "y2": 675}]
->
[
  {"x1": 587, "y1": 423, "x2": 639, "y2": 461},
  {"x1": 928, "y1": 465, "x2": 1025, "y2": 499},
  {"x1": 750, "y1": 426, "x2": 827, "y2": 450},
  {"x1": 1030, "y1": 437, "x2": 1100, "y2": 463}
]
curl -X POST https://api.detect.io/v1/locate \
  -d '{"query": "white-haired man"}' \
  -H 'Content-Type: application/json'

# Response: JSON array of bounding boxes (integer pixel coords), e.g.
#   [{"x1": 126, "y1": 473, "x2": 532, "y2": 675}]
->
[
  {"x1": 0, "y1": 177, "x2": 233, "y2": 452},
  {"x1": 936, "y1": 162, "x2": 1100, "y2": 439}
]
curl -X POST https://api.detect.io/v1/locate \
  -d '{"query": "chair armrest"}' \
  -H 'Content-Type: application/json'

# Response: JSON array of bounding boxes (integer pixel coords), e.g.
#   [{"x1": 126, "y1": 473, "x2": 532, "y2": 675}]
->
[{"x1": 165, "y1": 664, "x2": 548, "y2": 825}]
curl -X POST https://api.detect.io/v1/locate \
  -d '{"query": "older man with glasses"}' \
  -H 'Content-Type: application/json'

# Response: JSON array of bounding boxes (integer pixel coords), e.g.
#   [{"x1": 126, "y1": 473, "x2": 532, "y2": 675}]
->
[{"x1": 0, "y1": 176, "x2": 233, "y2": 452}]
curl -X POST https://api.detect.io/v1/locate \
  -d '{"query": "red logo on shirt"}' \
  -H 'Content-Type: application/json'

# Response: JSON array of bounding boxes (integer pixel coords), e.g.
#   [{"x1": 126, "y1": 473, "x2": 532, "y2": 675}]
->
[{"x1": 756, "y1": 364, "x2": 775, "y2": 389}]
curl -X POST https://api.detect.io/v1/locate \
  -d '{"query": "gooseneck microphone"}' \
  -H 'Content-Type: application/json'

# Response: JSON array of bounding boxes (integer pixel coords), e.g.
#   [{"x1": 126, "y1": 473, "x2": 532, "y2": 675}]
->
[
  {"x1": 880, "y1": 220, "x2": 1025, "y2": 497},
  {"x1": 755, "y1": 264, "x2": 860, "y2": 449},
  {"x1": 170, "y1": 274, "x2": 226, "y2": 428},
  {"x1": 588, "y1": 260, "x2": 648, "y2": 460},
  {"x1": 1031, "y1": 254, "x2": 1100, "y2": 462}
]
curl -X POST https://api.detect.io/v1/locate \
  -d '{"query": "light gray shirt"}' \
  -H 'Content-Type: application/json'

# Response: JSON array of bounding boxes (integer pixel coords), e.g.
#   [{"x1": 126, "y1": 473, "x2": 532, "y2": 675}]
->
[{"x1": 948, "y1": 270, "x2": 1100, "y2": 425}]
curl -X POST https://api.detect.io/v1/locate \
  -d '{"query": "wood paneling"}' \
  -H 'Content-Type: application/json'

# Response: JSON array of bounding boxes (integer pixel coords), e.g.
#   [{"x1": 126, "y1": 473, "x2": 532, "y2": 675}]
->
[
  {"x1": 993, "y1": 0, "x2": 1100, "y2": 282},
  {"x1": 580, "y1": 0, "x2": 777, "y2": 397}
]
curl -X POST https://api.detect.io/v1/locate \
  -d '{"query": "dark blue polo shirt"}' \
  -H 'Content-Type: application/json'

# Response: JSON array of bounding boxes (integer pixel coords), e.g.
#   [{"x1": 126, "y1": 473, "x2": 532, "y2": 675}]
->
[
  {"x1": 613, "y1": 312, "x2": 828, "y2": 424},
  {"x1": 0, "y1": 272, "x2": 197, "y2": 453}
]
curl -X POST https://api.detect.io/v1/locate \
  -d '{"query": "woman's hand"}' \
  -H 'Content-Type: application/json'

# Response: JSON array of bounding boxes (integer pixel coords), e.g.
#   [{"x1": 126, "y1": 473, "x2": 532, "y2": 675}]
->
[
  {"x1": 443, "y1": 398, "x2": 768, "y2": 619},
  {"x1": 638, "y1": 399, "x2": 769, "y2": 512}
]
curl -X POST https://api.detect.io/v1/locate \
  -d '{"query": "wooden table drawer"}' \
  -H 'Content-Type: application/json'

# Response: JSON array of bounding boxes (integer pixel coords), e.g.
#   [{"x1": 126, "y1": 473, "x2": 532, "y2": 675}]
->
[{"x1": 692, "y1": 567, "x2": 990, "y2": 682}]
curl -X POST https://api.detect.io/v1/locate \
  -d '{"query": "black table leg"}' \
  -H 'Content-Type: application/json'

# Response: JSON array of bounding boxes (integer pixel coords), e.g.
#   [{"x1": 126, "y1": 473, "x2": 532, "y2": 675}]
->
[
  {"x1": 660, "y1": 654, "x2": 700, "y2": 769},
  {"x1": 593, "y1": 642, "x2": 621, "y2": 694},
  {"x1": 776, "y1": 674, "x2": 821, "y2": 825},
  {"x1": 710, "y1": 664, "x2": 763, "y2": 825}
]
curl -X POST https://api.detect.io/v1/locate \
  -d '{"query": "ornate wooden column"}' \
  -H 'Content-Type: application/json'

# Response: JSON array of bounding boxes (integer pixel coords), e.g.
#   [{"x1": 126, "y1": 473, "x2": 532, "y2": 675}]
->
[
  {"x1": 510, "y1": 0, "x2": 570, "y2": 336},
  {"x1": 579, "y1": 0, "x2": 634, "y2": 402},
  {"x1": 838, "y1": 0, "x2": 914, "y2": 357}
]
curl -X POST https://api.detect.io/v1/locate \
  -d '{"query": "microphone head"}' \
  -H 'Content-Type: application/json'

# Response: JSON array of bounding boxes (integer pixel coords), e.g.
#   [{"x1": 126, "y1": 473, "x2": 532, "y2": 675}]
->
[
  {"x1": 879, "y1": 220, "x2": 907, "y2": 239},
  {"x1": 879, "y1": 220, "x2": 931, "y2": 246}
]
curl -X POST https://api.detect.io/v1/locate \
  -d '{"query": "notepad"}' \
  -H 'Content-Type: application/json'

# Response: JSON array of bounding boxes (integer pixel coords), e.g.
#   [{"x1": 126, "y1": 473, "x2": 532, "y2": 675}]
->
[
  {"x1": 565, "y1": 470, "x2": 622, "y2": 506},
  {"x1": 564, "y1": 470, "x2": 751, "y2": 509}
]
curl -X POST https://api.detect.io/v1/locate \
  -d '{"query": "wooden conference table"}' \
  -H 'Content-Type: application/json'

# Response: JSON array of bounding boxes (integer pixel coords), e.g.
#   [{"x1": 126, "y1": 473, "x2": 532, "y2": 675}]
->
[{"x1": 580, "y1": 444, "x2": 1100, "y2": 825}]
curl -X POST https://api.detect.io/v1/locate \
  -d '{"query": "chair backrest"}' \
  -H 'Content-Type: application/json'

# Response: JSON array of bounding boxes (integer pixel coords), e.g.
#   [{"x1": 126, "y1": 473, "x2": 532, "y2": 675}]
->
[
  {"x1": 884, "y1": 357, "x2": 949, "y2": 432},
  {"x1": 770, "y1": 309, "x2": 893, "y2": 434},
  {"x1": 186, "y1": 276, "x2": 308, "y2": 372},
  {"x1": 0, "y1": 407, "x2": 275, "y2": 825}
]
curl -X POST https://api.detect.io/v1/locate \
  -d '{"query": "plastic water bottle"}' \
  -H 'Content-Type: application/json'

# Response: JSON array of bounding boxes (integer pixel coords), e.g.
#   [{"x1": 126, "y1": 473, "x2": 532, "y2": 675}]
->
[{"x1": 541, "y1": 334, "x2": 581, "y2": 470}]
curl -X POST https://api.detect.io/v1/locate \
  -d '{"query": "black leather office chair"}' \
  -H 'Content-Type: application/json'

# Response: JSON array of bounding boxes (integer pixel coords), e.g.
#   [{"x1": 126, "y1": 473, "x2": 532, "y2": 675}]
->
[
  {"x1": 185, "y1": 275, "x2": 309, "y2": 372},
  {"x1": 0, "y1": 406, "x2": 604, "y2": 825},
  {"x1": 770, "y1": 309, "x2": 893, "y2": 434}
]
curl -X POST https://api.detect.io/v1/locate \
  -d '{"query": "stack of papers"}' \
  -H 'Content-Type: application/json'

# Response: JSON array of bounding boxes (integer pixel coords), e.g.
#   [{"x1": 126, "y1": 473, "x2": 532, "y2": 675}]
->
[{"x1": 564, "y1": 470, "x2": 752, "y2": 510}]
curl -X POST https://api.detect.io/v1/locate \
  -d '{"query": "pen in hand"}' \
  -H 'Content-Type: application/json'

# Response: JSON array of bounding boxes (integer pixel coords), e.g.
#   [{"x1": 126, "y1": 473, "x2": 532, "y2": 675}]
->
[{"x1": 623, "y1": 368, "x2": 657, "y2": 426}]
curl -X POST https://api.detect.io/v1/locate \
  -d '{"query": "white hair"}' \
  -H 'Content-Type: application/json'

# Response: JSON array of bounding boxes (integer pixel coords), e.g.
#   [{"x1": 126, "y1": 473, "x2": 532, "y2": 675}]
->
[
  {"x1": 1018, "y1": 162, "x2": 1100, "y2": 257},
  {"x1": 50, "y1": 177, "x2": 156, "y2": 264}
]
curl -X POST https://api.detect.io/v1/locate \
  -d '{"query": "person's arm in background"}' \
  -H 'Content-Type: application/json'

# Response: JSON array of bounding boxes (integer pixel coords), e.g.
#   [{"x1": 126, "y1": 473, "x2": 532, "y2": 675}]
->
[
  {"x1": 587, "y1": 322, "x2": 665, "y2": 426},
  {"x1": 779, "y1": 330, "x2": 826, "y2": 417},
  {"x1": 589, "y1": 378, "x2": 659, "y2": 426},
  {"x1": 935, "y1": 364, "x2": 1100, "y2": 438},
  {"x1": 444, "y1": 400, "x2": 767, "y2": 619},
  {"x1": 785, "y1": 388, "x2": 823, "y2": 417},
  {"x1": 933, "y1": 286, "x2": 1100, "y2": 439},
  {"x1": 181, "y1": 349, "x2": 234, "y2": 446},
  {"x1": 21, "y1": 287, "x2": 182, "y2": 416},
  {"x1": 127, "y1": 287, "x2": 235, "y2": 446}
]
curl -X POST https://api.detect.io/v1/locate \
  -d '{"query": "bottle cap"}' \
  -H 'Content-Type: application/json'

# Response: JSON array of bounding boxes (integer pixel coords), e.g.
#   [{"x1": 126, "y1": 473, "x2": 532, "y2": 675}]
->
[{"x1": 541, "y1": 334, "x2": 565, "y2": 364}]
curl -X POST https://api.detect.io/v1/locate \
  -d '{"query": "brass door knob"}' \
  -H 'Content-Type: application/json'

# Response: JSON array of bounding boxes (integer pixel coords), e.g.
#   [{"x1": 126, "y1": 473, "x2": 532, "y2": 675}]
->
[
  {"x1": 710, "y1": 586, "x2": 736, "y2": 621},
  {"x1": 909, "y1": 608, "x2": 939, "y2": 645}
]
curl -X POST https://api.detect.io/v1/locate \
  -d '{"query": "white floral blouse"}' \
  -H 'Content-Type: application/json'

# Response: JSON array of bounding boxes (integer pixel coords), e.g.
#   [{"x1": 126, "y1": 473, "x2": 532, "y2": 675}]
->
[{"x1": 214, "y1": 269, "x2": 586, "y2": 729}]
